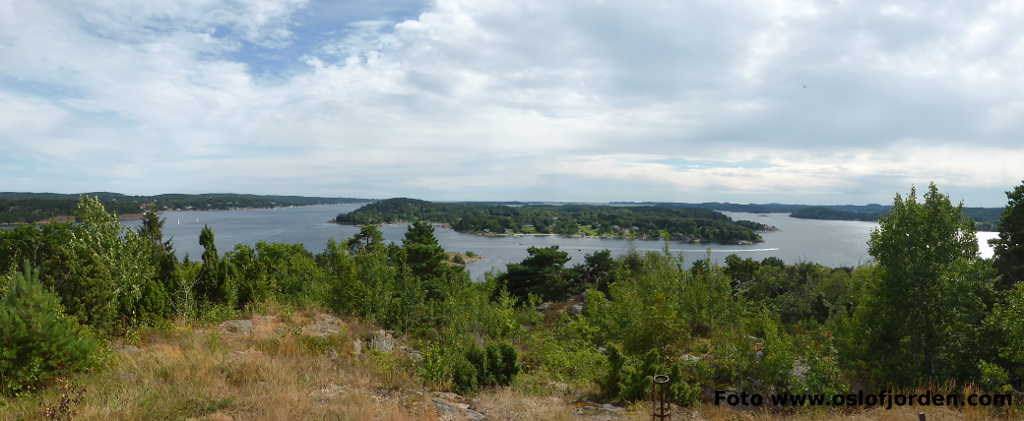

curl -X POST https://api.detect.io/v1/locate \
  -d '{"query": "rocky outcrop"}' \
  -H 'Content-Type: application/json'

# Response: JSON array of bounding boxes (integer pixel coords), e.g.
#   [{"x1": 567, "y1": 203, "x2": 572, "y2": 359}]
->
[
  {"x1": 432, "y1": 392, "x2": 487, "y2": 421},
  {"x1": 302, "y1": 313, "x2": 345, "y2": 337},
  {"x1": 219, "y1": 319, "x2": 253, "y2": 335},
  {"x1": 571, "y1": 401, "x2": 626, "y2": 420},
  {"x1": 371, "y1": 329, "x2": 396, "y2": 353}
]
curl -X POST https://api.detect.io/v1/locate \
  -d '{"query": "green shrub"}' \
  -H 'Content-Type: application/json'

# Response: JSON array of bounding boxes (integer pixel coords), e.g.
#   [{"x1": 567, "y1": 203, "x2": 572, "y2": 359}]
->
[
  {"x1": 0, "y1": 266, "x2": 102, "y2": 396},
  {"x1": 452, "y1": 342, "x2": 519, "y2": 394},
  {"x1": 452, "y1": 355, "x2": 479, "y2": 394}
]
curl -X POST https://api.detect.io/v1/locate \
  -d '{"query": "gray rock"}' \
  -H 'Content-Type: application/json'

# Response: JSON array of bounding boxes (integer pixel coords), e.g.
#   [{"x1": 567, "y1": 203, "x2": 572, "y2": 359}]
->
[
  {"x1": 536, "y1": 302, "x2": 552, "y2": 312},
  {"x1": 371, "y1": 329, "x2": 395, "y2": 353},
  {"x1": 679, "y1": 353, "x2": 702, "y2": 362},
  {"x1": 219, "y1": 319, "x2": 253, "y2": 335},
  {"x1": 432, "y1": 394, "x2": 487, "y2": 421},
  {"x1": 791, "y1": 359, "x2": 809, "y2": 383},
  {"x1": 568, "y1": 303, "x2": 584, "y2": 316},
  {"x1": 572, "y1": 401, "x2": 626, "y2": 420},
  {"x1": 303, "y1": 313, "x2": 345, "y2": 337},
  {"x1": 352, "y1": 339, "x2": 363, "y2": 355}
]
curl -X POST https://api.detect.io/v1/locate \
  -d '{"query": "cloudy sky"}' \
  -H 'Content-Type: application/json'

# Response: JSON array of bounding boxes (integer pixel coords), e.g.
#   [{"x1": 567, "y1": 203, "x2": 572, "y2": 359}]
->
[{"x1": 2, "y1": 1, "x2": 1022, "y2": 205}]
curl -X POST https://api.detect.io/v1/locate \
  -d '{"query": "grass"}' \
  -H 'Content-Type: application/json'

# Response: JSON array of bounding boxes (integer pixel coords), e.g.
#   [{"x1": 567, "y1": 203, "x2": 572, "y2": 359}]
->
[{"x1": 1, "y1": 307, "x2": 1018, "y2": 420}]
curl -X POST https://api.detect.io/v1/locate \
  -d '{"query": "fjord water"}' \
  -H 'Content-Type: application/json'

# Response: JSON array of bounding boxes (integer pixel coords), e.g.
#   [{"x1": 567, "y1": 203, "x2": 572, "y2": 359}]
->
[
  {"x1": 116, "y1": 203, "x2": 995, "y2": 280},
  {"x1": 121, "y1": 203, "x2": 996, "y2": 280}
]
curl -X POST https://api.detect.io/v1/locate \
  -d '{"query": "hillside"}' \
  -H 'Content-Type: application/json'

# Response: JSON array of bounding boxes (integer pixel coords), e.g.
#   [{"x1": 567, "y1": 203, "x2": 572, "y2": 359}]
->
[
  {"x1": 1, "y1": 307, "x2": 1006, "y2": 421},
  {"x1": 0, "y1": 192, "x2": 370, "y2": 224}
]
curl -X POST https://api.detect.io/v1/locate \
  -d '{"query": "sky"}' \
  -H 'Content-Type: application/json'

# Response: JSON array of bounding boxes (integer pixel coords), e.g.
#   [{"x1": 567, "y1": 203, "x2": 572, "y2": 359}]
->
[{"x1": 1, "y1": 0, "x2": 1022, "y2": 206}]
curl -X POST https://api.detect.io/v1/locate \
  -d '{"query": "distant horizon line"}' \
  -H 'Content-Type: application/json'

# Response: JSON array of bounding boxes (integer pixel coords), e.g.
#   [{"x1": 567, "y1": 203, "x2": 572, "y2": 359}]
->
[{"x1": 0, "y1": 191, "x2": 1006, "y2": 210}]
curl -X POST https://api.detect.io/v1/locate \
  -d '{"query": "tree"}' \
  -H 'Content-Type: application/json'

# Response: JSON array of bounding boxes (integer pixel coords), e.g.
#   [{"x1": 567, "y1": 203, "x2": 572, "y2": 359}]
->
[
  {"x1": 138, "y1": 205, "x2": 178, "y2": 305},
  {"x1": 500, "y1": 246, "x2": 571, "y2": 300},
  {"x1": 852, "y1": 183, "x2": 993, "y2": 385},
  {"x1": 0, "y1": 265, "x2": 101, "y2": 396},
  {"x1": 403, "y1": 221, "x2": 447, "y2": 279},
  {"x1": 195, "y1": 225, "x2": 235, "y2": 306},
  {"x1": 992, "y1": 181, "x2": 1024, "y2": 290},
  {"x1": 347, "y1": 225, "x2": 384, "y2": 255},
  {"x1": 576, "y1": 249, "x2": 615, "y2": 292}
]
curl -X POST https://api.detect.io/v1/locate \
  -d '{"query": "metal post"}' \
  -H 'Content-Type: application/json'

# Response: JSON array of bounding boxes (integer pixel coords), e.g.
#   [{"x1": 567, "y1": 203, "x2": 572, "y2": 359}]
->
[
  {"x1": 651, "y1": 375, "x2": 671, "y2": 421},
  {"x1": 918, "y1": 413, "x2": 926, "y2": 421}
]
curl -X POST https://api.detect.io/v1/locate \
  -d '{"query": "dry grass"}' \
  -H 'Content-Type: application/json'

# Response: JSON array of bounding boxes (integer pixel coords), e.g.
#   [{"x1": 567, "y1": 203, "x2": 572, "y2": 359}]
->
[
  {"x1": 1, "y1": 308, "x2": 1018, "y2": 421},
  {"x1": 0, "y1": 309, "x2": 438, "y2": 421}
]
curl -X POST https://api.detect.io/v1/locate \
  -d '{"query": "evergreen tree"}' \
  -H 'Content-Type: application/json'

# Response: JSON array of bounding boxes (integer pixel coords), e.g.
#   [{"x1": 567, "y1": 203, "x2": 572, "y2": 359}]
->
[
  {"x1": 500, "y1": 246, "x2": 571, "y2": 300},
  {"x1": 0, "y1": 265, "x2": 101, "y2": 396},
  {"x1": 403, "y1": 221, "x2": 447, "y2": 279},
  {"x1": 138, "y1": 205, "x2": 178, "y2": 308},
  {"x1": 196, "y1": 225, "x2": 235, "y2": 306},
  {"x1": 347, "y1": 225, "x2": 384, "y2": 255}
]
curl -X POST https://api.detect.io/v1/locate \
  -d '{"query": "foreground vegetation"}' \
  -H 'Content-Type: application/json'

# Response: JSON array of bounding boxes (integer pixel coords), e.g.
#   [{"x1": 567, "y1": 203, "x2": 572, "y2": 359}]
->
[
  {"x1": 2, "y1": 181, "x2": 1024, "y2": 419},
  {"x1": 0, "y1": 192, "x2": 369, "y2": 224},
  {"x1": 336, "y1": 198, "x2": 771, "y2": 244}
]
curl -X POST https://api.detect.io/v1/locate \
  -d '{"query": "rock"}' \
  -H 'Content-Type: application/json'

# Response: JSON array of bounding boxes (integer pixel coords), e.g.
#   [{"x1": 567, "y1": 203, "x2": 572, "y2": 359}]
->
[
  {"x1": 536, "y1": 302, "x2": 552, "y2": 312},
  {"x1": 312, "y1": 383, "x2": 345, "y2": 403},
  {"x1": 352, "y1": 339, "x2": 363, "y2": 355},
  {"x1": 219, "y1": 319, "x2": 253, "y2": 335},
  {"x1": 572, "y1": 401, "x2": 625, "y2": 420},
  {"x1": 596, "y1": 346, "x2": 607, "y2": 354},
  {"x1": 432, "y1": 392, "x2": 465, "y2": 402},
  {"x1": 791, "y1": 359, "x2": 809, "y2": 383},
  {"x1": 303, "y1": 313, "x2": 345, "y2": 337},
  {"x1": 568, "y1": 303, "x2": 584, "y2": 316},
  {"x1": 433, "y1": 397, "x2": 487, "y2": 421},
  {"x1": 371, "y1": 329, "x2": 395, "y2": 353},
  {"x1": 680, "y1": 353, "x2": 702, "y2": 362}
]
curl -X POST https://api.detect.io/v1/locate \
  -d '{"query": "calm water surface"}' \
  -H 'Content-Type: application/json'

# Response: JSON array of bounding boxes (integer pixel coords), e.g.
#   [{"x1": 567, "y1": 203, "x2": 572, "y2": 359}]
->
[{"x1": 113, "y1": 204, "x2": 997, "y2": 281}]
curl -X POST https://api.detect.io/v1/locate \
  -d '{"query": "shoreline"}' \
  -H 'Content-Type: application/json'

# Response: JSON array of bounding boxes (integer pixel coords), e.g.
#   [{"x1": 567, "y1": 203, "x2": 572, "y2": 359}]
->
[
  {"x1": 2, "y1": 202, "x2": 365, "y2": 226},
  {"x1": 333, "y1": 221, "x2": 765, "y2": 245}
]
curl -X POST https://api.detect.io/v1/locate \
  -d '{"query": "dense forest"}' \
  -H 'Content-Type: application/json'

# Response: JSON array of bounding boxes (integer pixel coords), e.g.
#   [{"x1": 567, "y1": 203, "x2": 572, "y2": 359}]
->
[
  {"x1": 619, "y1": 201, "x2": 1005, "y2": 230},
  {"x1": 335, "y1": 198, "x2": 772, "y2": 244},
  {"x1": 2, "y1": 181, "x2": 1024, "y2": 418},
  {"x1": 0, "y1": 192, "x2": 370, "y2": 224}
]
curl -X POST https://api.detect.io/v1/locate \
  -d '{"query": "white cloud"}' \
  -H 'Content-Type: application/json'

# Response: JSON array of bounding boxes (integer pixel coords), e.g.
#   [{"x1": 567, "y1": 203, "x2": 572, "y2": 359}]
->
[{"x1": 0, "y1": 0, "x2": 1022, "y2": 205}]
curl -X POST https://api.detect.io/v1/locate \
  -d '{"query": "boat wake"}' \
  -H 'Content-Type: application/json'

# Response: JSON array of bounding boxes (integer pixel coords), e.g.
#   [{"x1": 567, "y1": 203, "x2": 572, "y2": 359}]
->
[{"x1": 677, "y1": 248, "x2": 780, "y2": 253}]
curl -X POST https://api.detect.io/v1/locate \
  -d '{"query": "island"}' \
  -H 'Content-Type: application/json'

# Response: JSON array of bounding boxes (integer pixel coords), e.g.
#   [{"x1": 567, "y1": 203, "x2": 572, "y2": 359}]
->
[
  {"x1": 615, "y1": 201, "x2": 1005, "y2": 231},
  {"x1": 335, "y1": 198, "x2": 773, "y2": 244}
]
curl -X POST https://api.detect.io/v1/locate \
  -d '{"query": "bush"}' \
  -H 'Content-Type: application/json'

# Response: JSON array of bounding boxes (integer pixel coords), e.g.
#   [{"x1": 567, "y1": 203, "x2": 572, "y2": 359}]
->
[
  {"x1": 452, "y1": 355, "x2": 479, "y2": 394},
  {"x1": 452, "y1": 342, "x2": 519, "y2": 394},
  {"x1": 0, "y1": 266, "x2": 102, "y2": 396}
]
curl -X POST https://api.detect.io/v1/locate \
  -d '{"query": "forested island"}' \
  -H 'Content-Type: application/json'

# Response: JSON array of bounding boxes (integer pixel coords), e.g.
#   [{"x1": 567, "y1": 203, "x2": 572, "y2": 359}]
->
[
  {"x1": 617, "y1": 201, "x2": 1005, "y2": 230},
  {"x1": 0, "y1": 192, "x2": 370, "y2": 224},
  {"x1": 335, "y1": 198, "x2": 772, "y2": 244}
]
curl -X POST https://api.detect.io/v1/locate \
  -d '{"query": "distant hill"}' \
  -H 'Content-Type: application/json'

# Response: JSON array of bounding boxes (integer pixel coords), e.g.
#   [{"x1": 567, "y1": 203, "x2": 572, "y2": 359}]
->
[
  {"x1": 613, "y1": 201, "x2": 1004, "y2": 231},
  {"x1": 0, "y1": 192, "x2": 371, "y2": 224},
  {"x1": 336, "y1": 198, "x2": 773, "y2": 244}
]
